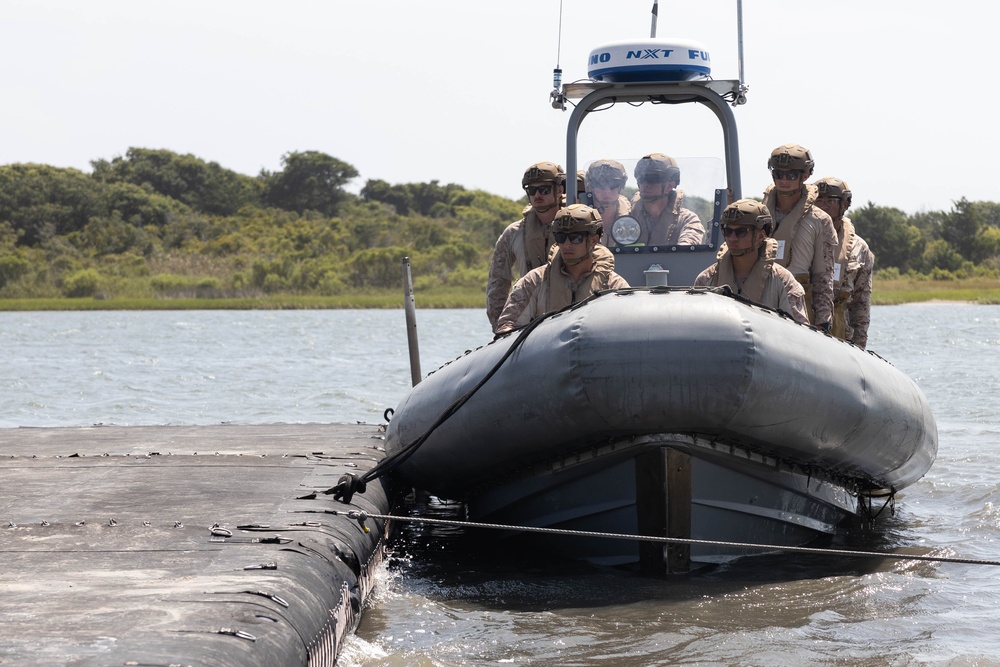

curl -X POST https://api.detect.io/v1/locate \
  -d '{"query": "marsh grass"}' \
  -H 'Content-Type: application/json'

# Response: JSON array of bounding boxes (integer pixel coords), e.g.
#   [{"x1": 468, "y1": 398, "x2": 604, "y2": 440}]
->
[
  {"x1": 3, "y1": 280, "x2": 999, "y2": 310},
  {"x1": 0, "y1": 286, "x2": 487, "y2": 311},
  {"x1": 873, "y1": 277, "x2": 1000, "y2": 305}
]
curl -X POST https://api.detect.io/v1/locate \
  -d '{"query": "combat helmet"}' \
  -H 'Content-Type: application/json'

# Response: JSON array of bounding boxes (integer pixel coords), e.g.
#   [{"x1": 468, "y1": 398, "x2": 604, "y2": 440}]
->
[
  {"x1": 586, "y1": 159, "x2": 628, "y2": 189},
  {"x1": 634, "y1": 153, "x2": 681, "y2": 185},
  {"x1": 814, "y1": 177, "x2": 853, "y2": 210},
  {"x1": 720, "y1": 199, "x2": 773, "y2": 233},
  {"x1": 552, "y1": 204, "x2": 603, "y2": 236},
  {"x1": 522, "y1": 161, "x2": 566, "y2": 188},
  {"x1": 767, "y1": 144, "x2": 815, "y2": 178}
]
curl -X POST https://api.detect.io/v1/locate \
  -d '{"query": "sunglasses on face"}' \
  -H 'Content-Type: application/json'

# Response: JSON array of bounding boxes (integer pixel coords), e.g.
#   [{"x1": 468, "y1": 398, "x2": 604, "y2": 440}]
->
[
  {"x1": 638, "y1": 174, "x2": 667, "y2": 185},
  {"x1": 554, "y1": 231, "x2": 589, "y2": 244},
  {"x1": 524, "y1": 185, "x2": 554, "y2": 196},
  {"x1": 771, "y1": 170, "x2": 802, "y2": 181},
  {"x1": 721, "y1": 226, "x2": 753, "y2": 239}
]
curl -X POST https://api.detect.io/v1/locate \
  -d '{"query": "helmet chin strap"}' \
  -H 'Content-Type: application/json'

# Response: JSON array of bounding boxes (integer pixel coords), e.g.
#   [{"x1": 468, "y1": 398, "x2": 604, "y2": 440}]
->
[
  {"x1": 561, "y1": 240, "x2": 595, "y2": 266},
  {"x1": 728, "y1": 234, "x2": 764, "y2": 257},
  {"x1": 533, "y1": 203, "x2": 557, "y2": 214},
  {"x1": 562, "y1": 249, "x2": 592, "y2": 266}
]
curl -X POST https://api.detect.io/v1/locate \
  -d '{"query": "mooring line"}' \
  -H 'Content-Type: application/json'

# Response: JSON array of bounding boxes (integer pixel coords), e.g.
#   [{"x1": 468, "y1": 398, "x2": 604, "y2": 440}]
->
[{"x1": 333, "y1": 510, "x2": 1000, "y2": 567}]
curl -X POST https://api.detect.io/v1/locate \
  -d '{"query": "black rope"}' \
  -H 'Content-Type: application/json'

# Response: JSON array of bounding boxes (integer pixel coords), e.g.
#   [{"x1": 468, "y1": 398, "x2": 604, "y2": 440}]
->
[{"x1": 335, "y1": 307, "x2": 557, "y2": 497}]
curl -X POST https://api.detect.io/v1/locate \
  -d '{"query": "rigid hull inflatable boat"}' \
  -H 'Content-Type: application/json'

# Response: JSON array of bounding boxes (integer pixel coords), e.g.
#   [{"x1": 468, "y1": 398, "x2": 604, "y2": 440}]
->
[{"x1": 384, "y1": 288, "x2": 937, "y2": 570}]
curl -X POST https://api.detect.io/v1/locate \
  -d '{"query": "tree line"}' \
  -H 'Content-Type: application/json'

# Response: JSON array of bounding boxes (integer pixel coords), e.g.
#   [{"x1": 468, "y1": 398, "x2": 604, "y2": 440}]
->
[{"x1": 0, "y1": 148, "x2": 997, "y2": 300}]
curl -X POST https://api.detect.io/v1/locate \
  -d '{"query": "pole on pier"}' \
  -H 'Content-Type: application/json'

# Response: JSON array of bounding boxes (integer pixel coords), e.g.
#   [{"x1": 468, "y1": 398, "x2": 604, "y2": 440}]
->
[{"x1": 402, "y1": 257, "x2": 422, "y2": 386}]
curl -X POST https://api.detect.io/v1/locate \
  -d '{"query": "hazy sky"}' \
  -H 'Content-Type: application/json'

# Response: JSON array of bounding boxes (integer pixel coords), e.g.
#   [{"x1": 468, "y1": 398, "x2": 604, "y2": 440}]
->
[{"x1": 2, "y1": 1, "x2": 993, "y2": 215}]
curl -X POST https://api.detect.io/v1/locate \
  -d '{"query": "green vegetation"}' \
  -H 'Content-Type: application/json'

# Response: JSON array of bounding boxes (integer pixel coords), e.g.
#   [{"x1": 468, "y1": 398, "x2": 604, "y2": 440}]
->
[{"x1": 1, "y1": 148, "x2": 998, "y2": 309}]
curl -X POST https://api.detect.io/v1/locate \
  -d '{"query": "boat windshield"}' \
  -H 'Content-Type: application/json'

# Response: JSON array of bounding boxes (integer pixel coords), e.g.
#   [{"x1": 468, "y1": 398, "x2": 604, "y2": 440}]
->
[{"x1": 581, "y1": 156, "x2": 725, "y2": 249}]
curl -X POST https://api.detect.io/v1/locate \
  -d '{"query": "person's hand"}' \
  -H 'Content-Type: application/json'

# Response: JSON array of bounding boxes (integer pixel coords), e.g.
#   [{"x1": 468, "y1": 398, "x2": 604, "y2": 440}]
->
[{"x1": 818, "y1": 322, "x2": 831, "y2": 333}]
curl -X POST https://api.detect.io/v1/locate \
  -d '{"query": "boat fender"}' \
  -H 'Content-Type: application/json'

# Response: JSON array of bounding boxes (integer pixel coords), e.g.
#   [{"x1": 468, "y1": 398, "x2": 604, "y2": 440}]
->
[{"x1": 325, "y1": 472, "x2": 367, "y2": 504}]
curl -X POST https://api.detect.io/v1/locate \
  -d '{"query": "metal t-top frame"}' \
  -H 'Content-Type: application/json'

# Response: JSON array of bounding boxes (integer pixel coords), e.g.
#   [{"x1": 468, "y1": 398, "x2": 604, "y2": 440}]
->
[{"x1": 561, "y1": 79, "x2": 745, "y2": 208}]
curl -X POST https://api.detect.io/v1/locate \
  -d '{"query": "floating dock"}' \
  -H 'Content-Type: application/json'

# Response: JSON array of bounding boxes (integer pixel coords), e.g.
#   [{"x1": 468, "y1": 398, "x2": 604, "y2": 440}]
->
[{"x1": 0, "y1": 422, "x2": 393, "y2": 666}]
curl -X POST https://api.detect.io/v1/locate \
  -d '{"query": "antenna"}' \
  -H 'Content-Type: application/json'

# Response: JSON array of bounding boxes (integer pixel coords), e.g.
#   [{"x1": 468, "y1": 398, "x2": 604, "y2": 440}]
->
[
  {"x1": 736, "y1": 0, "x2": 748, "y2": 104},
  {"x1": 650, "y1": 0, "x2": 658, "y2": 39},
  {"x1": 551, "y1": 0, "x2": 565, "y2": 109}
]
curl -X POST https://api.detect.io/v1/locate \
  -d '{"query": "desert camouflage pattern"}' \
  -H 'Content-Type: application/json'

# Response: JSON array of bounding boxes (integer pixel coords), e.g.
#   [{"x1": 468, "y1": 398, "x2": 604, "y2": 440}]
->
[
  {"x1": 763, "y1": 183, "x2": 837, "y2": 326},
  {"x1": 629, "y1": 189, "x2": 705, "y2": 246},
  {"x1": 486, "y1": 209, "x2": 554, "y2": 329},
  {"x1": 832, "y1": 217, "x2": 874, "y2": 349},
  {"x1": 695, "y1": 237, "x2": 809, "y2": 324},
  {"x1": 495, "y1": 244, "x2": 628, "y2": 333},
  {"x1": 597, "y1": 194, "x2": 632, "y2": 243}
]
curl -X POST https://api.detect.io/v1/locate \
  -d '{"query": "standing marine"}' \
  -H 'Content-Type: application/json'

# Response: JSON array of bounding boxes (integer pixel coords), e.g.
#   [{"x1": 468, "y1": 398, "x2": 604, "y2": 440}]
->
[
  {"x1": 762, "y1": 144, "x2": 838, "y2": 329},
  {"x1": 813, "y1": 177, "x2": 874, "y2": 348},
  {"x1": 486, "y1": 162, "x2": 566, "y2": 330}
]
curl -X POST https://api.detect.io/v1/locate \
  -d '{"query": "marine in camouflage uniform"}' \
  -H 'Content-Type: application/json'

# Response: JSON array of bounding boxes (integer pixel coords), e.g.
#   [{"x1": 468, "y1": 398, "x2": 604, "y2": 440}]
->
[
  {"x1": 814, "y1": 177, "x2": 875, "y2": 349},
  {"x1": 628, "y1": 153, "x2": 704, "y2": 247},
  {"x1": 763, "y1": 144, "x2": 838, "y2": 328},
  {"x1": 486, "y1": 162, "x2": 566, "y2": 330},
  {"x1": 695, "y1": 199, "x2": 809, "y2": 324},
  {"x1": 496, "y1": 205, "x2": 629, "y2": 333},
  {"x1": 584, "y1": 159, "x2": 633, "y2": 245}
]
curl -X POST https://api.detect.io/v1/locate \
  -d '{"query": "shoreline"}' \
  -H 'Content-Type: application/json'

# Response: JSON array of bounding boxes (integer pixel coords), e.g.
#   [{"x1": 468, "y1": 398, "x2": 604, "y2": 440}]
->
[{"x1": 1, "y1": 283, "x2": 999, "y2": 311}]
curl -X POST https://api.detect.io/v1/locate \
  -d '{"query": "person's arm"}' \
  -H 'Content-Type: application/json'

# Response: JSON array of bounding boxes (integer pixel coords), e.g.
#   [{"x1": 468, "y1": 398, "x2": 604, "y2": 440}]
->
[
  {"x1": 486, "y1": 228, "x2": 515, "y2": 329},
  {"x1": 495, "y1": 271, "x2": 543, "y2": 333},
  {"x1": 809, "y1": 215, "x2": 838, "y2": 327},
  {"x1": 849, "y1": 243, "x2": 874, "y2": 349},
  {"x1": 677, "y1": 209, "x2": 706, "y2": 245}
]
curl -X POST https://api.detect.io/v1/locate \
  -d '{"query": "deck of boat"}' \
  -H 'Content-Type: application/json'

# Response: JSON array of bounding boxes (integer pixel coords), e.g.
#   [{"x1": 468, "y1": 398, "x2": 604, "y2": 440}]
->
[{"x1": 0, "y1": 422, "x2": 393, "y2": 667}]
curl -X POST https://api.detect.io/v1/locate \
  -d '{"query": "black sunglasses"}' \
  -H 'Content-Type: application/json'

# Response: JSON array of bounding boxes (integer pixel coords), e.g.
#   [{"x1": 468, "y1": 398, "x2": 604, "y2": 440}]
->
[
  {"x1": 524, "y1": 185, "x2": 554, "y2": 196},
  {"x1": 638, "y1": 174, "x2": 668, "y2": 185},
  {"x1": 721, "y1": 226, "x2": 753, "y2": 239},
  {"x1": 771, "y1": 169, "x2": 802, "y2": 181},
  {"x1": 553, "y1": 231, "x2": 589, "y2": 244}
]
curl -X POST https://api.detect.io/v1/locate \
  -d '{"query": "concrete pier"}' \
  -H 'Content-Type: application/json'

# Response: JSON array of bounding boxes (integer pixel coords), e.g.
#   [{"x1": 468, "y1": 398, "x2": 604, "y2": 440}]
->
[{"x1": 0, "y1": 422, "x2": 394, "y2": 666}]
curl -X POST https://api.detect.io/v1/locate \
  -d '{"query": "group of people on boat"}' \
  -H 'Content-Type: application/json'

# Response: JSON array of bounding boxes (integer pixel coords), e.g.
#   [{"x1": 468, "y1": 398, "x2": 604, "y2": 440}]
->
[{"x1": 486, "y1": 144, "x2": 873, "y2": 348}]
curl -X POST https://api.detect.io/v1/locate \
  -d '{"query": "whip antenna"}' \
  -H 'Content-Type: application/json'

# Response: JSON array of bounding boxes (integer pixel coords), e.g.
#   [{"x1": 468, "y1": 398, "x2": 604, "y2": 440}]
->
[
  {"x1": 736, "y1": 0, "x2": 748, "y2": 104},
  {"x1": 550, "y1": 0, "x2": 565, "y2": 108},
  {"x1": 650, "y1": 0, "x2": 658, "y2": 38}
]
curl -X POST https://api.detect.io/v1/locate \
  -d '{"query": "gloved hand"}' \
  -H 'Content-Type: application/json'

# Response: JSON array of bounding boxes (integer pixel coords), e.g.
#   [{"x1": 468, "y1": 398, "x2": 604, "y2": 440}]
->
[
  {"x1": 818, "y1": 321, "x2": 832, "y2": 333},
  {"x1": 324, "y1": 473, "x2": 367, "y2": 504}
]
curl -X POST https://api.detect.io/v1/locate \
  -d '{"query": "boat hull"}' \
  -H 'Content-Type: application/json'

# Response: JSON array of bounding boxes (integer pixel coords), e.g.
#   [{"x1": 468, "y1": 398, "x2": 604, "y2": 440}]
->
[
  {"x1": 384, "y1": 288, "x2": 937, "y2": 567},
  {"x1": 467, "y1": 434, "x2": 858, "y2": 568}
]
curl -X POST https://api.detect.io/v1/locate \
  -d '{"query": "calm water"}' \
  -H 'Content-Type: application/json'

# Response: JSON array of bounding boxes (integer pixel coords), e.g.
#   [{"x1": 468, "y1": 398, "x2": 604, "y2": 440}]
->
[{"x1": 4, "y1": 305, "x2": 1000, "y2": 666}]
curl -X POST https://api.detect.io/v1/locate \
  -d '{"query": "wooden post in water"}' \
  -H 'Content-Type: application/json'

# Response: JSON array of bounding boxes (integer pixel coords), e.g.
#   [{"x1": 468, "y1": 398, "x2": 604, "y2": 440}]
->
[{"x1": 402, "y1": 257, "x2": 422, "y2": 386}]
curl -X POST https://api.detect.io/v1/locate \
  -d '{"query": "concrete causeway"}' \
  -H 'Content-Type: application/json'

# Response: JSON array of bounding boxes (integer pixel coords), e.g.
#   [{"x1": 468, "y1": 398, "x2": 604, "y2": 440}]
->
[{"x1": 0, "y1": 422, "x2": 395, "y2": 666}]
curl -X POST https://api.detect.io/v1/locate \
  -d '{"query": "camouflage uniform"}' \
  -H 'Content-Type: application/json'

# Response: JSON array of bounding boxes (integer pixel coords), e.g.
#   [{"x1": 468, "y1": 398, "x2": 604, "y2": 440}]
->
[
  {"x1": 629, "y1": 190, "x2": 704, "y2": 246},
  {"x1": 486, "y1": 209, "x2": 553, "y2": 330},
  {"x1": 695, "y1": 238, "x2": 809, "y2": 324},
  {"x1": 832, "y1": 217, "x2": 874, "y2": 349},
  {"x1": 495, "y1": 244, "x2": 628, "y2": 333},
  {"x1": 598, "y1": 195, "x2": 633, "y2": 246},
  {"x1": 762, "y1": 183, "x2": 837, "y2": 326}
]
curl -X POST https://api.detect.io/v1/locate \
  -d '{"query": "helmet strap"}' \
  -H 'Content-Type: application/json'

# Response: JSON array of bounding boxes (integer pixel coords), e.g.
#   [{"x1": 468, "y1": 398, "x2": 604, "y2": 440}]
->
[{"x1": 562, "y1": 247, "x2": 594, "y2": 266}]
